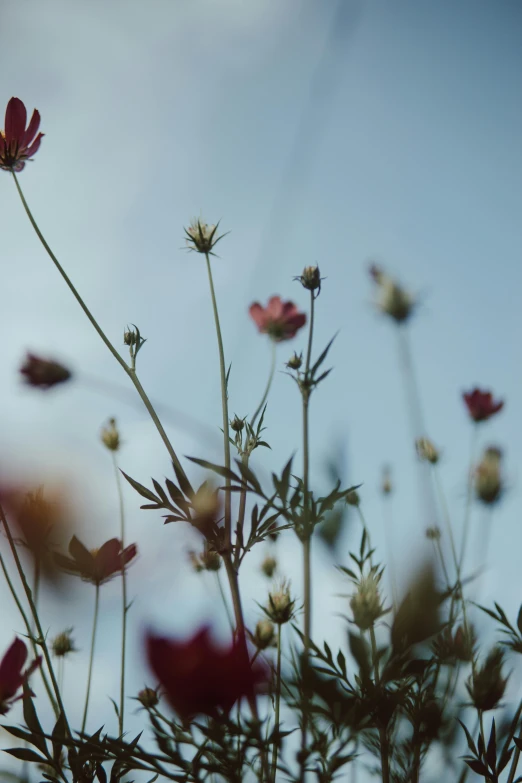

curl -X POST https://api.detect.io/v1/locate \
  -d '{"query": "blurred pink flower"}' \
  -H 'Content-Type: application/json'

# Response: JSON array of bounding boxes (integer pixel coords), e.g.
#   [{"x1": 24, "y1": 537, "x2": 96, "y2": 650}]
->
[
  {"x1": 0, "y1": 98, "x2": 43, "y2": 173},
  {"x1": 20, "y1": 353, "x2": 72, "y2": 390},
  {"x1": 249, "y1": 296, "x2": 306, "y2": 342},
  {"x1": 0, "y1": 638, "x2": 41, "y2": 715},
  {"x1": 55, "y1": 536, "x2": 137, "y2": 585},
  {"x1": 463, "y1": 388, "x2": 504, "y2": 423}
]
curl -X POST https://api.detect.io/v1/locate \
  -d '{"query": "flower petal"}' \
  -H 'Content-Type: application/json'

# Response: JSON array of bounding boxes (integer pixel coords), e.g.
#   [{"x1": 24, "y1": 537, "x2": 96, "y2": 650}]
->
[
  {"x1": 0, "y1": 638, "x2": 27, "y2": 699},
  {"x1": 22, "y1": 110, "x2": 40, "y2": 147},
  {"x1": 4, "y1": 98, "x2": 27, "y2": 145},
  {"x1": 23, "y1": 133, "x2": 43, "y2": 159}
]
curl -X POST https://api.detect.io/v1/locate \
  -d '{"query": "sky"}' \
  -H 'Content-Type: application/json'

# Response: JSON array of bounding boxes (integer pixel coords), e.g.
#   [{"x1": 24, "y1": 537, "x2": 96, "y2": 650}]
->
[{"x1": 1, "y1": 0, "x2": 522, "y2": 778}]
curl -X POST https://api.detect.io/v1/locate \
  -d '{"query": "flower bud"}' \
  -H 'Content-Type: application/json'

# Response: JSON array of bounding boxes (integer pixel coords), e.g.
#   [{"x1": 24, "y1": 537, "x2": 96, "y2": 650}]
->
[
  {"x1": 425, "y1": 527, "x2": 441, "y2": 541},
  {"x1": 369, "y1": 264, "x2": 415, "y2": 323},
  {"x1": 298, "y1": 265, "x2": 321, "y2": 292},
  {"x1": 416, "y1": 437, "x2": 439, "y2": 464},
  {"x1": 474, "y1": 447, "x2": 503, "y2": 505},
  {"x1": 286, "y1": 352, "x2": 303, "y2": 371},
  {"x1": 350, "y1": 573, "x2": 384, "y2": 631},
  {"x1": 381, "y1": 465, "x2": 393, "y2": 495},
  {"x1": 123, "y1": 329, "x2": 137, "y2": 346},
  {"x1": 100, "y1": 418, "x2": 120, "y2": 452},
  {"x1": 434, "y1": 624, "x2": 475, "y2": 664},
  {"x1": 261, "y1": 556, "x2": 277, "y2": 578},
  {"x1": 185, "y1": 219, "x2": 223, "y2": 255},
  {"x1": 254, "y1": 620, "x2": 276, "y2": 650},
  {"x1": 52, "y1": 629, "x2": 76, "y2": 658},
  {"x1": 191, "y1": 483, "x2": 221, "y2": 536},
  {"x1": 345, "y1": 490, "x2": 360, "y2": 507},
  {"x1": 467, "y1": 647, "x2": 507, "y2": 711},
  {"x1": 137, "y1": 687, "x2": 160, "y2": 709},
  {"x1": 266, "y1": 581, "x2": 295, "y2": 624},
  {"x1": 230, "y1": 415, "x2": 245, "y2": 433}
]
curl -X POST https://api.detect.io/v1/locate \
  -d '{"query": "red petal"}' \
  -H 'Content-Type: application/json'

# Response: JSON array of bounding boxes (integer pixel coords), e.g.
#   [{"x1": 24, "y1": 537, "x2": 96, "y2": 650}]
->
[
  {"x1": 249, "y1": 303, "x2": 266, "y2": 330},
  {"x1": 4, "y1": 98, "x2": 27, "y2": 145},
  {"x1": 23, "y1": 133, "x2": 43, "y2": 159},
  {"x1": 96, "y1": 538, "x2": 122, "y2": 580},
  {"x1": 0, "y1": 638, "x2": 27, "y2": 698},
  {"x1": 22, "y1": 110, "x2": 40, "y2": 147}
]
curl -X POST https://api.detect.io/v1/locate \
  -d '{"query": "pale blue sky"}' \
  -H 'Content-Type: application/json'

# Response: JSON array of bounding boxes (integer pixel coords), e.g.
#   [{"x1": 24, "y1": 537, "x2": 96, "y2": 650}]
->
[{"x1": 0, "y1": 0, "x2": 521, "y2": 775}]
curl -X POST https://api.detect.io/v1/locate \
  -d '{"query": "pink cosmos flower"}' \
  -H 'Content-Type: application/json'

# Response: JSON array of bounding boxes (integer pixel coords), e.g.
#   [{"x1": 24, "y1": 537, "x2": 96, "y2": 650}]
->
[
  {"x1": 0, "y1": 638, "x2": 41, "y2": 715},
  {"x1": 249, "y1": 296, "x2": 306, "y2": 342},
  {"x1": 20, "y1": 353, "x2": 72, "y2": 389},
  {"x1": 0, "y1": 98, "x2": 43, "y2": 172},
  {"x1": 462, "y1": 388, "x2": 504, "y2": 423}
]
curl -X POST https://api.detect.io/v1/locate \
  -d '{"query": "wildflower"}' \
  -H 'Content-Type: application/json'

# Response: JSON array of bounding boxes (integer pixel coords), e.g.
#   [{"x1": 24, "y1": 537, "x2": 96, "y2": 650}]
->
[
  {"x1": 296, "y1": 265, "x2": 322, "y2": 293},
  {"x1": 350, "y1": 573, "x2": 384, "y2": 631},
  {"x1": 0, "y1": 638, "x2": 41, "y2": 715},
  {"x1": 369, "y1": 264, "x2": 415, "y2": 323},
  {"x1": 54, "y1": 536, "x2": 137, "y2": 585},
  {"x1": 100, "y1": 418, "x2": 120, "y2": 452},
  {"x1": 230, "y1": 415, "x2": 245, "y2": 433},
  {"x1": 0, "y1": 97, "x2": 43, "y2": 172},
  {"x1": 286, "y1": 352, "x2": 303, "y2": 370},
  {"x1": 467, "y1": 647, "x2": 507, "y2": 711},
  {"x1": 345, "y1": 490, "x2": 360, "y2": 507},
  {"x1": 416, "y1": 437, "x2": 439, "y2": 464},
  {"x1": 474, "y1": 447, "x2": 503, "y2": 505},
  {"x1": 52, "y1": 630, "x2": 76, "y2": 658},
  {"x1": 253, "y1": 620, "x2": 276, "y2": 650},
  {"x1": 249, "y1": 296, "x2": 306, "y2": 342},
  {"x1": 184, "y1": 219, "x2": 225, "y2": 255},
  {"x1": 265, "y1": 581, "x2": 295, "y2": 625},
  {"x1": 20, "y1": 353, "x2": 71, "y2": 389},
  {"x1": 261, "y1": 555, "x2": 277, "y2": 578},
  {"x1": 136, "y1": 686, "x2": 160, "y2": 709},
  {"x1": 123, "y1": 329, "x2": 137, "y2": 346},
  {"x1": 190, "y1": 483, "x2": 221, "y2": 537},
  {"x1": 463, "y1": 388, "x2": 504, "y2": 423},
  {"x1": 146, "y1": 627, "x2": 265, "y2": 719}
]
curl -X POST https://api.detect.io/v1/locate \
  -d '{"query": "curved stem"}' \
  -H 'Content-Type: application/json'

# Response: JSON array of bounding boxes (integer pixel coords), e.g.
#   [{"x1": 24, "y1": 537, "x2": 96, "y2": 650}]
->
[
  {"x1": 251, "y1": 342, "x2": 277, "y2": 429},
  {"x1": 12, "y1": 173, "x2": 190, "y2": 491},
  {"x1": 459, "y1": 426, "x2": 479, "y2": 574},
  {"x1": 81, "y1": 584, "x2": 100, "y2": 735},
  {"x1": 112, "y1": 452, "x2": 127, "y2": 737},
  {"x1": 271, "y1": 624, "x2": 282, "y2": 782},
  {"x1": 204, "y1": 252, "x2": 231, "y2": 548}
]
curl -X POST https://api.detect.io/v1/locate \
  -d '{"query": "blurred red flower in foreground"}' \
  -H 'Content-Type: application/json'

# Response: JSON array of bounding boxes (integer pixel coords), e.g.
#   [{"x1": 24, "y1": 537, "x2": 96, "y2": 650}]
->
[
  {"x1": 0, "y1": 638, "x2": 41, "y2": 715},
  {"x1": 20, "y1": 353, "x2": 72, "y2": 389},
  {"x1": 463, "y1": 388, "x2": 504, "y2": 423},
  {"x1": 55, "y1": 536, "x2": 137, "y2": 585},
  {"x1": 0, "y1": 98, "x2": 43, "y2": 173},
  {"x1": 146, "y1": 627, "x2": 266, "y2": 719},
  {"x1": 249, "y1": 296, "x2": 306, "y2": 342}
]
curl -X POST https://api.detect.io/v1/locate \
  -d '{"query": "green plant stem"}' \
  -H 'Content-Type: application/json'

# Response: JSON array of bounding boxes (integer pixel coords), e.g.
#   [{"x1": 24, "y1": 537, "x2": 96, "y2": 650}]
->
[
  {"x1": 459, "y1": 426, "x2": 478, "y2": 574},
  {"x1": 370, "y1": 625, "x2": 390, "y2": 783},
  {"x1": 81, "y1": 584, "x2": 100, "y2": 735},
  {"x1": 12, "y1": 172, "x2": 190, "y2": 492},
  {"x1": 204, "y1": 252, "x2": 232, "y2": 548},
  {"x1": 271, "y1": 624, "x2": 283, "y2": 782},
  {"x1": 251, "y1": 341, "x2": 277, "y2": 429},
  {"x1": 112, "y1": 452, "x2": 127, "y2": 737},
  {"x1": 0, "y1": 550, "x2": 57, "y2": 714},
  {"x1": 433, "y1": 467, "x2": 460, "y2": 580},
  {"x1": 215, "y1": 570, "x2": 234, "y2": 632},
  {"x1": 0, "y1": 505, "x2": 68, "y2": 732},
  {"x1": 507, "y1": 747, "x2": 521, "y2": 783}
]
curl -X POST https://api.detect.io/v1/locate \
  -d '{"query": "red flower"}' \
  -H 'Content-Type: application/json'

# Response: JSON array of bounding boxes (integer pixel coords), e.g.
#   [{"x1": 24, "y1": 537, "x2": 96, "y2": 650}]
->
[
  {"x1": 249, "y1": 296, "x2": 306, "y2": 342},
  {"x1": 55, "y1": 536, "x2": 137, "y2": 585},
  {"x1": 20, "y1": 353, "x2": 72, "y2": 389},
  {"x1": 0, "y1": 98, "x2": 43, "y2": 172},
  {"x1": 146, "y1": 626, "x2": 266, "y2": 719},
  {"x1": 463, "y1": 388, "x2": 504, "y2": 423},
  {"x1": 0, "y1": 638, "x2": 41, "y2": 715}
]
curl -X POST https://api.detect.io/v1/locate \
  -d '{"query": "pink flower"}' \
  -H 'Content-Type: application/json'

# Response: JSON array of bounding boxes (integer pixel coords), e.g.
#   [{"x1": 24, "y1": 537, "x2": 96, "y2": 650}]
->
[
  {"x1": 20, "y1": 353, "x2": 72, "y2": 389},
  {"x1": 0, "y1": 638, "x2": 41, "y2": 715},
  {"x1": 55, "y1": 537, "x2": 137, "y2": 585},
  {"x1": 249, "y1": 296, "x2": 306, "y2": 342},
  {"x1": 463, "y1": 388, "x2": 504, "y2": 423},
  {"x1": 0, "y1": 98, "x2": 43, "y2": 172}
]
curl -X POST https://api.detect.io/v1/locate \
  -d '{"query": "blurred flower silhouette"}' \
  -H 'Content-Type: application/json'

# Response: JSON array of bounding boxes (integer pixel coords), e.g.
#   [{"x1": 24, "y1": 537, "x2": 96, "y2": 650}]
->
[
  {"x1": 20, "y1": 353, "x2": 72, "y2": 389},
  {"x1": 474, "y1": 446, "x2": 504, "y2": 505},
  {"x1": 146, "y1": 627, "x2": 265, "y2": 719},
  {"x1": 369, "y1": 264, "x2": 415, "y2": 323},
  {"x1": 463, "y1": 388, "x2": 504, "y2": 423},
  {"x1": 184, "y1": 219, "x2": 225, "y2": 256},
  {"x1": 55, "y1": 536, "x2": 137, "y2": 585},
  {"x1": 0, "y1": 97, "x2": 43, "y2": 172},
  {"x1": 0, "y1": 638, "x2": 41, "y2": 715},
  {"x1": 249, "y1": 296, "x2": 306, "y2": 342}
]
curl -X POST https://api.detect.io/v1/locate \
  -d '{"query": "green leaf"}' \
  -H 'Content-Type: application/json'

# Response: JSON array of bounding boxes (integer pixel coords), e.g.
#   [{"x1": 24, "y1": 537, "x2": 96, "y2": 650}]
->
[
  {"x1": 172, "y1": 460, "x2": 193, "y2": 498},
  {"x1": 311, "y1": 334, "x2": 337, "y2": 377},
  {"x1": 22, "y1": 689, "x2": 47, "y2": 755},
  {"x1": 4, "y1": 747, "x2": 46, "y2": 763},
  {"x1": 120, "y1": 471, "x2": 159, "y2": 503},
  {"x1": 348, "y1": 632, "x2": 371, "y2": 680},
  {"x1": 186, "y1": 457, "x2": 241, "y2": 483},
  {"x1": 51, "y1": 710, "x2": 67, "y2": 763}
]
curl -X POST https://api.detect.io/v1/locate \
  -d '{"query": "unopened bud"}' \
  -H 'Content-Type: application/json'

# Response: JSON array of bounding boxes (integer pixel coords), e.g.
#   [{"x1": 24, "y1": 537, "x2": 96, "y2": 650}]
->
[
  {"x1": 52, "y1": 629, "x2": 76, "y2": 658},
  {"x1": 425, "y1": 527, "x2": 441, "y2": 541},
  {"x1": 416, "y1": 437, "x2": 439, "y2": 464},
  {"x1": 467, "y1": 647, "x2": 507, "y2": 711},
  {"x1": 261, "y1": 556, "x2": 277, "y2": 578},
  {"x1": 100, "y1": 418, "x2": 120, "y2": 452},
  {"x1": 266, "y1": 581, "x2": 295, "y2": 625},
  {"x1": 350, "y1": 573, "x2": 384, "y2": 631},
  {"x1": 286, "y1": 352, "x2": 302, "y2": 371},
  {"x1": 475, "y1": 447, "x2": 503, "y2": 505},
  {"x1": 124, "y1": 330, "x2": 137, "y2": 346},
  {"x1": 230, "y1": 416, "x2": 245, "y2": 433},
  {"x1": 191, "y1": 483, "x2": 220, "y2": 535},
  {"x1": 137, "y1": 687, "x2": 160, "y2": 709},
  {"x1": 370, "y1": 265, "x2": 415, "y2": 323},
  {"x1": 298, "y1": 265, "x2": 321, "y2": 292},
  {"x1": 345, "y1": 490, "x2": 360, "y2": 507},
  {"x1": 254, "y1": 620, "x2": 276, "y2": 650},
  {"x1": 185, "y1": 219, "x2": 223, "y2": 255}
]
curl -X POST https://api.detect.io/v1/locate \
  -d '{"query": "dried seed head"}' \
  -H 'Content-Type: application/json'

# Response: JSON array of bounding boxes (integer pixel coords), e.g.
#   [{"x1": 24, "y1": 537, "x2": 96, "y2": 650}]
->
[
  {"x1": 100, "y1": 418, "x2": 120, "y2": 452},
  {"x1": 467, "y1": 647, "x2": 507, "y2": 711},
  {"x1": 261, "y1": 556, "x2": 277, "y2": 578},
  {"x1": 137, "y1": 687, "x2": 160, "y2": 709},
  {"x1": 370, "y1": 264, "x2": 415, "y2": 323},
  {"x1": 230, "y1": 415, "x2": 245, "y2": 433},
  {"x1": 345, "y1": 490, "x2": 360, "y2": 507},
  {"x1": 416, "y1": 437, "x2": 439, "y2": 464},
  {"x1": 123, "y1": 329, "x2": 137, "y2": 346},
  {"x1": 474, "y1": 446, "x2": 503, "y2": 505},
  {"x1": 350, "y1": 573, "x2": 384, "y2": 631},
  {"x1": 52, "y1": 629, "x2": 76, "y2": 658},
  {"x1": 266, "y1": 581, "x2": 295, "y2": 625},
  {"x1": 286, "y1": 352, "x2": 303, "y2": 371},
  {"x1": 254, "y1": 620, "x2": 276, "y2": 650}
]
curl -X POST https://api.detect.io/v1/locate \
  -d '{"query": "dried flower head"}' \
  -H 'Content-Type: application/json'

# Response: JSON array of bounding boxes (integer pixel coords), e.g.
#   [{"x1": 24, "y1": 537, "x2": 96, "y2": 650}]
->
[
  {"x1": 184, "y1": 219, "x2": 225, "y2": 255},
  {"x1": 20, "y1": 353, "x2": 71, "y2": 389},
  {"x1": 416, "y1": 437, "x2": 439, "y2": 464},
  {"x1": 230, "y1": 415, "x2": 245, "y2": 433},
  {"x1": 137, "y1": 686, "x2": 160, "y2": 709},
  {"x1": 463, "y1": 388, "x2": 504, "y2": 423},
  {"x1": 253, "y1": 620, "x2": 276, "y2": 650},
  {"x1": 296, "y1": 265, "x2": 322, "y2": 293},
  {"x1": 345, "y1": 490, "x2": 360, "y2": 507},
  {"x1": 467, "y1": 647, "x2": 507, "y2": 711},
  {"x1": 474, "y1": 446, "x2": 503, "y2": 505},
  {"x1": 265, "y1": 581, "x2": 295, "y2": 625},
  {"x1": 350, "y1": 572, "x2": 384, "y2": 631},
  {"x1": 261, "y1": 556, "x2": 277, "y2": 578},
  {"x1": 0, "y1": 97, "x2": 43, "y2": 172},
  {"x1": 286, "y1": 352, "x2": 303, "y2": 370},
  {"x1": 123, "y1": 329, "x2": 137, "y2": 346},
  {"x1": 52, "y1": 630, "x2": 76, "y2": 658},
  {"x1": 100, "y1": 418, "x2": 120, "y2": 452},
  {"x1": 249, "y1": 296, "x2": 306, "y2": 342},
  {"x1": 369, "y1": 264, "x2": 415, "y2": 323}
]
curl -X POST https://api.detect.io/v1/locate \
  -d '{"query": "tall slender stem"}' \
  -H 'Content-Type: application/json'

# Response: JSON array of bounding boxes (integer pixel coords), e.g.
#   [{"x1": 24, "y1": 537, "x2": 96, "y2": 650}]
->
[
  {"x1": 81, "y1": 584, "x2": 100, "y2": 735},
  {"x1": 459, "y1": 426, "x2": 479, "y2": 574},
  {"x1": 12, "y1": 173, "x2": 190, "y2": 491},
  {"x1": 251, "y1": 341, "x2": 277, "y2": 429},
  {"x1": 112, "y1": 452, "x2": 127, "y2": 737},
  {"x1": 215, "y1": 570, "x2": 234, "y2": 631},
  {"x1": 369, "y1": 626, "x2": 390, "y2": 783},
  {"x1": 271, "y1": 624, "x2": 282, "y2": 782},
  {"x1": 204, "y1": 252, "x2": 232, "y2": 548}
]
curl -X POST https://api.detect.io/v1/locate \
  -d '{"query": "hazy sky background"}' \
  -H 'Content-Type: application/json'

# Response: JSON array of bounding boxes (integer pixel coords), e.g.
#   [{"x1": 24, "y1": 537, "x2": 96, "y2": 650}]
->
[{"x1": 1, "y1": 0, "x2": 521, "y2": 778}]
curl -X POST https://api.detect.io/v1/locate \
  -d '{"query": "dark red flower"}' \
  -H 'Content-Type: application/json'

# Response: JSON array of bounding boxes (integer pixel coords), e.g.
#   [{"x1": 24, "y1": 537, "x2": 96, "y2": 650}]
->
[
  {"x1": 249, "y1": 296, "x2": 306, "y2": 342},
  {"x1": 55, "y1": 536, "x2": 137, "y2": 585},
  {"x1": 0, "y1": 638, "x2": 41, "y2": 715},
  {"x1": 20, "y1": 353, "x2": 72, "y2": 389},
  {"x1": 0, "y1": 98, "x2": 44, "y2": 172},
  {"x1": 463, "y1": 388, "x2": 504, "y2": 423},
  {"x1": 146, "y1": 626, "x2": 266, "y2": 719}
]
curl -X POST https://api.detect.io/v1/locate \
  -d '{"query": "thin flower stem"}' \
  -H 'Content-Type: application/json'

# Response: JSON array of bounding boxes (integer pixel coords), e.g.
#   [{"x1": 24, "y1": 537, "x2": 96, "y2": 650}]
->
[
  {"x1": 251, "y1": 341, "x2": 277, "y2": 429},
  {"x1": 432, "y1": 467, "x2": 460, "y2": 581},
  {"x1": 12, "y1": 173, "x2": 190, "y2": 491},
  {"x1": 204, "y1": 252, "x2": 232, "y2": 548},
  {"x1": 271, "y1": 624, "x2": 282, "y2": 782},
  {"x1": 215, "y1": 570, "x2": 234, "y2": 632},
  {"x1": 369, "y1": 625, "x2": 390, "y2": 783},
  {"x1": 0, "y1": 550, "x2": 58, "y2": 714},
  {"x1": 507, "y1": 747, "x2": 521, "y2": 783},
  {"x1": 434, "y1": 537, "x2": 451, "y2": 589},
  {"x1": 459, "y1": 426, "x2": 479, "y2": 575},
  {"x1": 112, "y1": 452, "x2": 127, "y2": 737},
  {"x1": 0, "y1": 505, "x2": 68, "y2": 732},
  {"x1": 81, "y1": 584, "x2": 100, "y2": 735}
]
